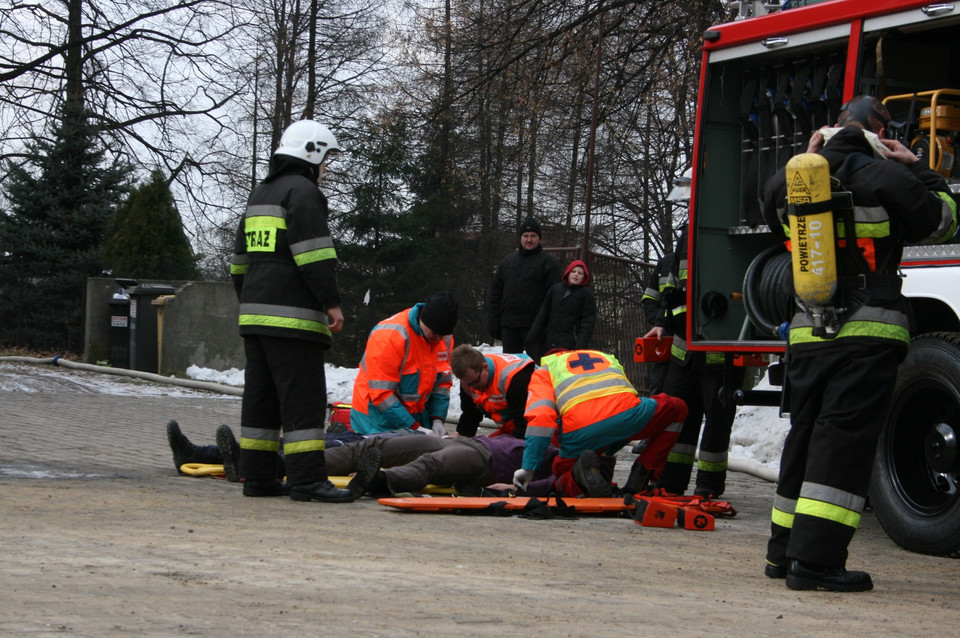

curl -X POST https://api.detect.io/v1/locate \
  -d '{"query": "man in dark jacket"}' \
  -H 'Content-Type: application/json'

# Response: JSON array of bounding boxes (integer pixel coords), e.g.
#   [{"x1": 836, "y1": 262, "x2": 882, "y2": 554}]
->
[
  {"x1": 761, "y1": 95, "x2": 957, "y2": 591},
  {"x1": 525, "y1": 259, "x2": 597, "y2": 356},
  {"x1": 230, "y1": 119, "x2": 352, "y2": 503},
  {"x1": 488, "y1": 216, "x2": 562, "y2": 361}
]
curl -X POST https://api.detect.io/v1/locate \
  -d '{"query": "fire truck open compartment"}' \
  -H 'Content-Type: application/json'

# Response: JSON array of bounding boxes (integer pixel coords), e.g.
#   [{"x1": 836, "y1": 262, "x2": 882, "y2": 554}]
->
[{"x1": 691, "y1": 4, "x2": 960, "y2": 349}]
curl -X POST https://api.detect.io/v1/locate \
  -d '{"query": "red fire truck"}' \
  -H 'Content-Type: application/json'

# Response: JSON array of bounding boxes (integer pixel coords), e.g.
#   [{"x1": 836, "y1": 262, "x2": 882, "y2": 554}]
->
[{"x1": 686, "y1": 0, "x2": 960, "y2": 555}]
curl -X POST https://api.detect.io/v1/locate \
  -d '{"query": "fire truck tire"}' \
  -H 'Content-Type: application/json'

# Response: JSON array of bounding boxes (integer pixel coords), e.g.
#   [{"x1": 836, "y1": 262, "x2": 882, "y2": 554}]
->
[{"x1": 870, "y1": 332, "x2": 960, "y2": 557}]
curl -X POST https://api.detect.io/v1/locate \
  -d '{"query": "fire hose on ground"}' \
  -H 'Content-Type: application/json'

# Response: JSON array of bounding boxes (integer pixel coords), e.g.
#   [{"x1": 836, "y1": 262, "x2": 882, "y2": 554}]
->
[{"x1": 0, "y1": 355, "x2": 780, "y2": 484}]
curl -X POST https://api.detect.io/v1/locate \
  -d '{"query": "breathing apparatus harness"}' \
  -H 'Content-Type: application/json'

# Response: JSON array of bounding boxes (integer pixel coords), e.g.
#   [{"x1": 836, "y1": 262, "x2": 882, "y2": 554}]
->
[{"x1": 784, "y1": 151, "x2": 902, "y2": 338}]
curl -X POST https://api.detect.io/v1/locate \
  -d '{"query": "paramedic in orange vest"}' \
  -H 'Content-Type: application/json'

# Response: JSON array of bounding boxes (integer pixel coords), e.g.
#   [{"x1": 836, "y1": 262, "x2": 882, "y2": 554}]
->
[
  {"x1": 513, "y1": 349, "x2": 688, "y2": 497},
  {"x1": 350, "y1": 291, "x2": 458, "y2": 435},
  {"x1": 450, "y1": 344, "x2": 535, "y2": 438}
]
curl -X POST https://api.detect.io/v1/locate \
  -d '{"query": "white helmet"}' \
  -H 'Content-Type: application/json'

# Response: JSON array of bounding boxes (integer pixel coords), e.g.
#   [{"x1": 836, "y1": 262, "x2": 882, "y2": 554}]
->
[{"x1": 274, "y1": 120, "x2": 341, "y2": 165}]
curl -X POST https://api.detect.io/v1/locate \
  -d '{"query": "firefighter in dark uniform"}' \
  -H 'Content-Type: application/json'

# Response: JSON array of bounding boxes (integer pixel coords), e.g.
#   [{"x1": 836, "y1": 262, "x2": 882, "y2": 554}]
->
[
  {"x1": 642, "y1": 230, "x2": 745, "y2": 499},
  {"x1": 640, "y1": 255, "x2": 671, "y2": 396},
  {"x1": 762, "y1": 96, "x2": 957, "y2": 591},
  {"x1": 230, "y1": 120, "x2": 353, "y2": 503}
]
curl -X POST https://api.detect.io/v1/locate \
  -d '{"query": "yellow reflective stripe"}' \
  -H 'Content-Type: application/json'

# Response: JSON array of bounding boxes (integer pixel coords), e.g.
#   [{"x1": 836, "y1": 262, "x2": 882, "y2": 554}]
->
[
  {"x1": 283, "y1": 439, "x2": 326, "y2": 455},
  {"x1": 796, "y1": 497, "x2": 861, "y2": 529},
  {"x1": 245, "y1": 215, "x2": 288, "y2": 230},
  {"x1": 291, "y1": 237, "x2": 337, "y2": 266},
  {"x1": 230, "y1": 263, "x2": 247, "y2": 275},
  {"x1": 920, "y1": 192, "x2": 958, "y2": 244},
  {"x1": 836, "y1": 220, "x2": 889, "y2": 239},
  {"x1": 293, "y1": 247, "x2": 337, "y2": 266},
  {"x1": 555, "y1": 373, "x2": 635, "y2": 413},
  {"x1": 698, "y1": 459, "x2": 728, "y2": 472},
  {"x1": 670, "y1": 342, "x2": 687, "y2": 361},
  {"x1": 240, "y1": 436, "x2": 280, "y2": 452},
  {"x1": 789, "y1": 320, "x2": 908, "y2": 345},
  {"x1": 239, "y1": 313, "x2": 332, "y2": 336},
  {"x1": 666, "y1": 451, "x2": 694, "y2": 464},
  {"x1": 771, "y1": 506, "x2": 795, "y2": 529}
]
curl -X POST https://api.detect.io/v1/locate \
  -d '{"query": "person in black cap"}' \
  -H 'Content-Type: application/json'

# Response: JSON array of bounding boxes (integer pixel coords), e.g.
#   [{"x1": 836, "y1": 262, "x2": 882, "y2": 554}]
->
[
  {"x1": 350, "y1": 291, "x2": 459, "y2": 436},
  {"x1": 487, "y1": 216, "x2": 562, "y2": 362}
]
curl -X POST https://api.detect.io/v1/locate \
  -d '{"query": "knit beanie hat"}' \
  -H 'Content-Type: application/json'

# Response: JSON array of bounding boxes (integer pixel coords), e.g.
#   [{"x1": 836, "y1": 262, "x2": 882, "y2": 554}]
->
[
  {"x1": 420, "y1": 291, "x2": 459, "y2": 335},
  {"x1": 519, "y1": 216, "x2": 542, "y2": 237}
]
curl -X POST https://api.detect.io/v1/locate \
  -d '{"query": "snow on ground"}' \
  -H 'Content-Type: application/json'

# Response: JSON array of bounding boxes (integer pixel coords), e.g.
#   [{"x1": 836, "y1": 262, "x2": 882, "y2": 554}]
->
[
  {"x1": 0, "y1": 342, "x2": 789, "y2": 473},
  {"x1": 185, "y1": 344, "x2": 790, "y2": 473}
]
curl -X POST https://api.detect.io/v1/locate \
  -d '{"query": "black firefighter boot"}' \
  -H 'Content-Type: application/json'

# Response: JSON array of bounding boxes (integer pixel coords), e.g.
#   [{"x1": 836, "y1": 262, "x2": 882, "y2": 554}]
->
[
  {"x1": 656, "y1": 461, "x2": 693, "y2": 496},
  {"x1": 786, "y1": 560, "x2": 874, "y2": 592},
  {"x1": 693, "y1": 469, "x2": 726, "y2": 499},
  {"x1": 618, "y1": 457, "x2": 653, "y2": 496},
  {"x1": 571, "y1": 450, "x2": 615, "y2": 497}
]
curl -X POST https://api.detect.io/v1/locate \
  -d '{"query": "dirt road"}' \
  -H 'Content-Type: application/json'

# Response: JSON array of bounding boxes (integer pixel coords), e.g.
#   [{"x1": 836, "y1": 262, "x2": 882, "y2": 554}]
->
[{"x1": 1, "y1": 361, "x2": 957, "y2": 636}]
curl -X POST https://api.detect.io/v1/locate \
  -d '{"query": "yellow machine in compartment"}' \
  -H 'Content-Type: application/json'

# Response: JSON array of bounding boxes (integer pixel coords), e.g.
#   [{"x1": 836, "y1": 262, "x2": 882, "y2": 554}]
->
[{"x1": 885, "y1": 90, "x2": 960, "y2": 179}]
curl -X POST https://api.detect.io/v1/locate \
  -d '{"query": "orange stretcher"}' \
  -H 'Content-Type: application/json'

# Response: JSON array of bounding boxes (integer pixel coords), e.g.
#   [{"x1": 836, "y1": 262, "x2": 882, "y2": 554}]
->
[{"x1": 378, "y1": 495, "x2": 634, "y2": 515}]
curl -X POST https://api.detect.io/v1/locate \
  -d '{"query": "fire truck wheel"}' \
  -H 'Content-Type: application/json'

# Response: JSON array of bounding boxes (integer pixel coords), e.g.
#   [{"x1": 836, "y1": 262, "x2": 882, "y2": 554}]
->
[{"x1": 870, "y1": 332, "x2": 960, "y2": 557}]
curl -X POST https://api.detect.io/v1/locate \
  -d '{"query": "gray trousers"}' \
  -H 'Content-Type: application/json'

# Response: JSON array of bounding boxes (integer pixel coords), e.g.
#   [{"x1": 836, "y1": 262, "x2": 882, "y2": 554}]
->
[
  {"x1": 325, "y1": 433, "x2": 445, "y2": 476},
  {"x1": 384, "y1": 437, "x2": 491, "y2": 493}
]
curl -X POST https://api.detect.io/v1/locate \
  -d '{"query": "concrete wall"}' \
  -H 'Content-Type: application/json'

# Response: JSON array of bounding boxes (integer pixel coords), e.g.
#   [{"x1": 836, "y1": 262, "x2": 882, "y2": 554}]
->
[{"x1": 84, "y1": 278, "x2": 244, "y2": 376}]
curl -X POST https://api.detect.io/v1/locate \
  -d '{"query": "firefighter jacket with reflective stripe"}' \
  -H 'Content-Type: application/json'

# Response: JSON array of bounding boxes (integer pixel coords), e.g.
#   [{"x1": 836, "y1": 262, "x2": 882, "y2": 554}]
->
[
  {"x1": 230, "y1": 171, "x2": 341, "y2": 346},
  {"x1": 647, "y1": 251, "x2": 687, "y2": 338},
  {"x1": 458, "y1": 353, "x2": 535, "y2": 438},
  {"x1": 641, "y1": 257, "x2": 670, "y2": 334},
  {"x1": 522, "y1": 350, "x2": 639, "y2": 470},
  {"x1": 763, "y1": 127, "x2": 958, "y2": 358},
  {"x1": 643, "y1": 250, "x2": 724, "y2": 366},
  {"x1": 350, "y1": 304, "x2": 454, "y2": 434}
]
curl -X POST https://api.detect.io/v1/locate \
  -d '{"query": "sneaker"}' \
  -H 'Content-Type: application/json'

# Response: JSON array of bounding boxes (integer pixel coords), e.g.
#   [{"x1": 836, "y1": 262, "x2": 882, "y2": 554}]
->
[
  {"x1": 242, "y1": 478, "x2": 290, "y2": 497},
  {"x1": 216, "y1": 424, "x2": 240, "y2": 483},
  {"x1": 571, "y1": 449, "x2": 614, "y2": 497},
  {"x1": 347, "y1": 447, "x2": 382, "y2": 499},
  {"x1": 290, "y1": 480, "x2": 354, "y2": 503},
  {"x1": 166, "y1": 420, "x2": 196, "y2": 473},
  {"x1": 786, "y1": 560, "x2": 873, "y2": 592}
]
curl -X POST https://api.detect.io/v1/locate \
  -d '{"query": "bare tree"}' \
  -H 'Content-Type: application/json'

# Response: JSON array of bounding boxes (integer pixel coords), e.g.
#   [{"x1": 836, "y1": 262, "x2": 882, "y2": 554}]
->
[{"x1": 1, "y1": 0, "x2": 389, "y2": 277}]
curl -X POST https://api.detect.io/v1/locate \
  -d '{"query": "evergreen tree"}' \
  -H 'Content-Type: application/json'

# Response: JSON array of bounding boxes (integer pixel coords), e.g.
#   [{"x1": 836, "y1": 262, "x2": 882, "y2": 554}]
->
[
  {"x1": 101, "y1": 169, "x2": 199, "y2": 280},
  {"x1": 0, "y1": 100, "x2": 130, "y2": 352}
]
